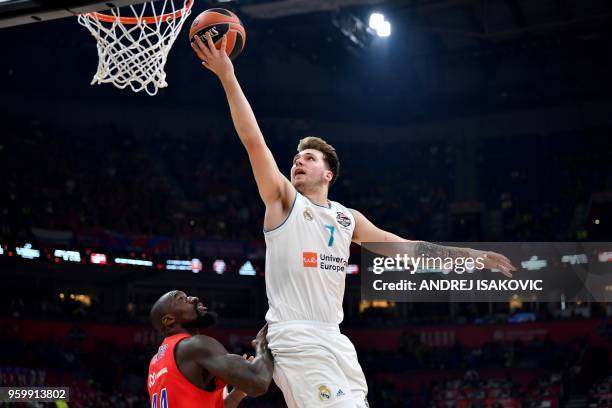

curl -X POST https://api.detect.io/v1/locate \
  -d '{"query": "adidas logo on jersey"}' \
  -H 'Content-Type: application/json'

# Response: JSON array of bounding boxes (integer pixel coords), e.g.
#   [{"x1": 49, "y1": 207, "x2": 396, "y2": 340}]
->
[{"x1": 336, "y1": 389, "x2": 345, "y2": 397}]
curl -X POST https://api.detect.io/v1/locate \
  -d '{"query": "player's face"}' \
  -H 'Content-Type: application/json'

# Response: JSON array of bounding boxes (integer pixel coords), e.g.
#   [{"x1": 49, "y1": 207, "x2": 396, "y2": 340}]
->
[
  {"x1": 171, "y1": 291, "x2": 214, "y2": 328},
  {"x1": 291, "y1": 149, "x2": 332, "y2": 191}
]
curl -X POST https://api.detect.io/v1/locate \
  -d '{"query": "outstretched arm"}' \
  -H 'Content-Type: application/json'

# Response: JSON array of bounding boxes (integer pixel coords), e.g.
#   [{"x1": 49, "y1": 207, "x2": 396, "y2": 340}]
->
[
  {"x1": 191, "y1": 33, "x2": 293, "y2": 209},
  {"x1": 350, "y1": 209, "x2": 516, "y2": 277},
  {"x1": 182, "y1": 324, "x2": 274, "y2": 397}
]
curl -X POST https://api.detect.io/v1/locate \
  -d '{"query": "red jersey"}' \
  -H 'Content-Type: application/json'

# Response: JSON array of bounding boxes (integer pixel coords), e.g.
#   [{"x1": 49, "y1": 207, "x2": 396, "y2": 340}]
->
[{"x1": 148, "y1": 333, "x2": 225, "y2": 408}]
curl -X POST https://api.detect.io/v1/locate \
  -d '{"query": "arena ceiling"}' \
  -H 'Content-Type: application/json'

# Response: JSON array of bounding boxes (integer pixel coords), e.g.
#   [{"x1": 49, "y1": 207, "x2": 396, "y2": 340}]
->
[{"x1": 1, "y1": 0, "x2": 611, "y2": 125}]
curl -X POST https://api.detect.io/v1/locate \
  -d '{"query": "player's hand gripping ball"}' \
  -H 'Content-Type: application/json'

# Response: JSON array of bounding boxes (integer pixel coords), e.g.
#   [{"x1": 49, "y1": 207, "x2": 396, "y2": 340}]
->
[{"x1": 189, "y1": 8, "x2": 246, "y2": 60}]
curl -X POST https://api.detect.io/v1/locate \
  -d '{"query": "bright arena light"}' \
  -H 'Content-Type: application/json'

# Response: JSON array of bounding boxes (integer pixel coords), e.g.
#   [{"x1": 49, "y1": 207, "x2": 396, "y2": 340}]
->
[
  {"x1": 90, "y1": 253, "x2": 107, "y2": 265},
  {"x1": 369, "y1": 12, "x2": 391, "y2": 37},
  {"x1": 369, "y1": 13, "x2": 384, "y2": 28},
  {"x1": 213, "y1": 259, "x2": 226, "y2": 274},
  {"x1": 54, "y1": 249, "x2": 82, "y2": 263},
  {"x1": 16, "y1": 243, "x2": 40, "y2": 260},
  {"x1": 114, "y1": 257, "x2": 153, "y2": 267},
  {"x1": 377, "y1": 21, "x2": 391, "y2": 37},
  {"x1": 239, "y1": 261, "x2": 256, "y2": 276}
]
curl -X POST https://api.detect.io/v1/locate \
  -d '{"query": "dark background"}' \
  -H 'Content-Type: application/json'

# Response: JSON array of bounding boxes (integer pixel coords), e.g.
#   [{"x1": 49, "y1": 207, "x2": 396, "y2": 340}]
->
[{"x1": 1, "y1": 0, "x2": 612, "y2": 406}]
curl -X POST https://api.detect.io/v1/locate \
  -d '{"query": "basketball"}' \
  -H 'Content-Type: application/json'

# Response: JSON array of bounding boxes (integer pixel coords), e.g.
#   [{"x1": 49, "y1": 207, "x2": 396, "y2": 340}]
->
[{"x1": 189, "y1": 8, "x2": 246, "y2": 60}]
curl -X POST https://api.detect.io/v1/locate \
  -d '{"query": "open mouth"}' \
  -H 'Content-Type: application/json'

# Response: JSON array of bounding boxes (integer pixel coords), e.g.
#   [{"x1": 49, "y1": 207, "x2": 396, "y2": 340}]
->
[{"x1": 294, "y1": 169, "x2": 306, "y2": 176}]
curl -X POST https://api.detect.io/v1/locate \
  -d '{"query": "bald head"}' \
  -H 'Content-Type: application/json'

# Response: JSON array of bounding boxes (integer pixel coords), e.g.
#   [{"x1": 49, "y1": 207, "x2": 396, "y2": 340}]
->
[
  {"x1": 150, "y1": 290, "x2": 177, "y2": 333},
  {"x1": 150, "y1": 290, "x2": 216, "y2": 337}
]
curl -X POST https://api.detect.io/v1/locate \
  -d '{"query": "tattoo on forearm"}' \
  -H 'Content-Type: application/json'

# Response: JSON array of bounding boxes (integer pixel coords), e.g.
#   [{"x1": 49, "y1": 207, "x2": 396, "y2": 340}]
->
[{"x1": 414, "y1": 241, "x2": 471, "y2": 259}]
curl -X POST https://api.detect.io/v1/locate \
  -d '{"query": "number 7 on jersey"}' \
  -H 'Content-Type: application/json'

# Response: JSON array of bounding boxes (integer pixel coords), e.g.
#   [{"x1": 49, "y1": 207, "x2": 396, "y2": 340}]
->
[{"x1": 324, "y1": 224, "x2": 335, "y2": 247}]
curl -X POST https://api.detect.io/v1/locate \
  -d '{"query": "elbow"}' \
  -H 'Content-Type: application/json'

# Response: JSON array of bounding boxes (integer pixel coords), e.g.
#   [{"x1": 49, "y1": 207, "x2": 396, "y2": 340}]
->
[
  {"x1": 245, "y1": 378, "x2": 270, "y2": 397},
  {"x1": 242, "y1": 135, "x2": 266, "y2": 152},
  {"x1": 240, "y1": 132, "x2": 255, "y2": 149},
  {"x1": 251, "y1": 378, "x2": 270, "y2": 397}
]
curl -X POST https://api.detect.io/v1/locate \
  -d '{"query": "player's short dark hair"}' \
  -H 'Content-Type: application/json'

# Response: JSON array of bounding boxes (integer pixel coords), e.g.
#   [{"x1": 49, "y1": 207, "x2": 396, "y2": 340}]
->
[{"x1": 297, "y1": 136, "x2": 340, "y2": 185}]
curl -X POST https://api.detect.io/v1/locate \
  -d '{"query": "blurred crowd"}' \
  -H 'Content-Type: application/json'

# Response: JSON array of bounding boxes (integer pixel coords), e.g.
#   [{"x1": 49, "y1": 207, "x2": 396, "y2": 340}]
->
[
  {"x1": 1, "y1": 115, "x2": 610, "y2": 245},
  {"x1": 588, "y1": 373, "x2": 612, "y2": 407},
  {"x1": 1, "y1": 322, "x2": 606, "y2": 407}
]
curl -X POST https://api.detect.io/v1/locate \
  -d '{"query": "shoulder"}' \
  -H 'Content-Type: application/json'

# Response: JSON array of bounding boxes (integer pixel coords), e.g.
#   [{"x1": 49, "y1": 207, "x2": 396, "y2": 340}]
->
[
  {"x1": 333, "y1": 201, "x2": 355, "y2": 219},
  {"x1": 278, "y1": 179, "x2": 298, "y2": 211},
  {"x1": 347, "y1": 207, "x2": 360, "y2": 216},
  {"x1": 333, "y1": 204, "x2": 357, "y2": 223},
  {"x1": 264, "y1": 187, "x2": 301, "y2": 233},
  {"x1": 328, "y1": 198, "x2": 352, "y2": 214},
  {"x1": 347, "y1": 208, "x2": 364, "y2": 221},
  {"x1": 347, "y1": 208, "x2": 367, "y2": 231}
]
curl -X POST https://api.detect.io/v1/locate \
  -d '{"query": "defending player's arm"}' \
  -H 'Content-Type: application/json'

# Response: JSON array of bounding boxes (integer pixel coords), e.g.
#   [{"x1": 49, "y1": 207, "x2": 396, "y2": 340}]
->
[
  {"x1": 222, "y1": 355, "x2": 254, "y2": 408},
  {"x1": 191, "y1": 33, "x2": 293, "y2": 209},
  {"x1": 183, "y1": 324, "x2": 274, "y2": 397},
  {"x1": 350, "y1": 208, "x2": 516, "y2": 277}
]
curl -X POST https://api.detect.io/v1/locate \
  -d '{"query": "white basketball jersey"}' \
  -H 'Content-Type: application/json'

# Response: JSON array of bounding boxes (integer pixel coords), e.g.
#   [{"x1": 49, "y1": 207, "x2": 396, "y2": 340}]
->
[{"x1": 264, "y1": 190, "x2": 356, "y2": 325}]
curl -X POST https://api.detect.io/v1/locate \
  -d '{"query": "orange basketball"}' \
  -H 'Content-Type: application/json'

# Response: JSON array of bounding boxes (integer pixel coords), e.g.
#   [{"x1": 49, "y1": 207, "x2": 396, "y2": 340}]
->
[{"x1": 188, "y1": 8, "x2": 246, "y2": 60}]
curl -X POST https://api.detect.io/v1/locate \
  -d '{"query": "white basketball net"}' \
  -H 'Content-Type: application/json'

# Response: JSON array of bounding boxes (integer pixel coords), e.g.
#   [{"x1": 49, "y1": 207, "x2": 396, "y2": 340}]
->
[{"x1": 78, "y1": 0, "x2": 193, "y2": 96}]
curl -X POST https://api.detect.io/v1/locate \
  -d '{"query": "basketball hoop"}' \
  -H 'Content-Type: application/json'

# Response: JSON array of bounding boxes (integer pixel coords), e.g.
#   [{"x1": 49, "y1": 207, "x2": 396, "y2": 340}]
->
[{"x1": 78, "y1": 0, "x2": 194, "y2": 96}]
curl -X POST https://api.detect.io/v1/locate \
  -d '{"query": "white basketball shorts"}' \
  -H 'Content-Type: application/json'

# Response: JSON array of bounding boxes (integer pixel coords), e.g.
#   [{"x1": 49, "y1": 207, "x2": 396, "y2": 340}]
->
[{"x1": 267, "y1": 320, "x2": 369, "y2": 408}]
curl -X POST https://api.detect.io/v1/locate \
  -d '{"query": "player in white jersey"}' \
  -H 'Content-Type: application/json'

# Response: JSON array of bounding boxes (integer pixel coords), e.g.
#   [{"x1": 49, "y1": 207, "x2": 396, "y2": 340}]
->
[{"x1": 192, "y1": 33, "x2": 516, "y2": 407}]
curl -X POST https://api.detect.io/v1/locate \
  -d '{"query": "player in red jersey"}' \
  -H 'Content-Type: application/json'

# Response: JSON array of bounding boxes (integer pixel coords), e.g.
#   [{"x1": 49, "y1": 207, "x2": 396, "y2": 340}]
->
[{"x1": 148, "y1": 290, "x2": 274, "y2": 408}]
